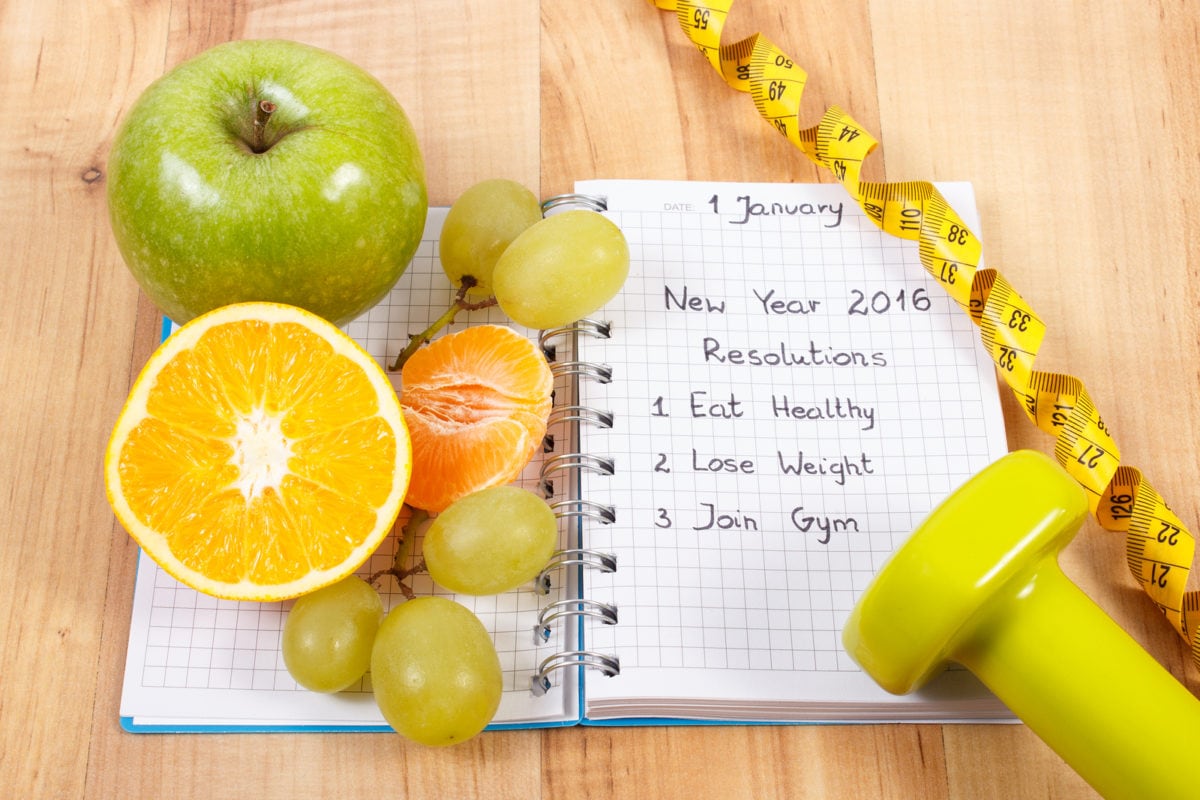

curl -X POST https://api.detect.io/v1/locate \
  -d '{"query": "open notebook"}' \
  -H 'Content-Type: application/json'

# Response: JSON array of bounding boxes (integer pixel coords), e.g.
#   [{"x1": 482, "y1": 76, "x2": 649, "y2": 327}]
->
[{"x1": 119, "y1": 179, "x2": 1011, "y2": 731}]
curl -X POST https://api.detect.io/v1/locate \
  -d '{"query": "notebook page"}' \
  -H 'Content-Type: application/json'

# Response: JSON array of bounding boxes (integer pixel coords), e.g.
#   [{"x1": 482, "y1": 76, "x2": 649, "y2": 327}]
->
[
  {"x1": 119, "y1": 207, "x2": 580, "y2": 730},
  {"x1": 573, "y1": 179, "x2": 1010, "y2": 720}
]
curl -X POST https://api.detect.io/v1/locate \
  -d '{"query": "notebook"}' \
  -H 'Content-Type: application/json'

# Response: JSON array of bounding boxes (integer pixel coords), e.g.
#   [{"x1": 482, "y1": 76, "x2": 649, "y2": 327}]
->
[{"x1": 119, "y1": 178, "x2": 1011, "y2": 732}]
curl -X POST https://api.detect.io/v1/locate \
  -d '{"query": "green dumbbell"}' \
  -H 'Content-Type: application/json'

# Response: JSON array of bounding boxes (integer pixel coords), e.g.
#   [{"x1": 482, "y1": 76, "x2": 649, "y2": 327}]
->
[{"x1": 843, "y1": 449, "x2": 1200, "y2": 800}]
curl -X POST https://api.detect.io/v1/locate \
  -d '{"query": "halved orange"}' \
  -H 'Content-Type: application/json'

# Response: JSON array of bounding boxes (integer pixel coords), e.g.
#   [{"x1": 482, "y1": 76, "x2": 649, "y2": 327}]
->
[
  {"x1": 105, "y1": 302, "x2": 411, "y2": 601},
  {"x1": 400, "y1": 324, "x2": 553, "y2": 513}
]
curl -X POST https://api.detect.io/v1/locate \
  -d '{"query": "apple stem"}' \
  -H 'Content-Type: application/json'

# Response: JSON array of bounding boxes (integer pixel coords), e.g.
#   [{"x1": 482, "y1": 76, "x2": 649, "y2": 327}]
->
[
  {"x1": 388, "y1": 281, "x2": 498, "y2": 371},
  {"x1": 251, "y1": 100, "x2": 277, "y2": 153}
]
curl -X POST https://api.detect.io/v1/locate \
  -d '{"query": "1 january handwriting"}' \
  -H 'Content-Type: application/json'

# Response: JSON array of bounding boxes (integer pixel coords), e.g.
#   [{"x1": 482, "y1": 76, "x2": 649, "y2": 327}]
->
[{"x1": 707, "y1": 193, "x2": 845, "y2": 227}]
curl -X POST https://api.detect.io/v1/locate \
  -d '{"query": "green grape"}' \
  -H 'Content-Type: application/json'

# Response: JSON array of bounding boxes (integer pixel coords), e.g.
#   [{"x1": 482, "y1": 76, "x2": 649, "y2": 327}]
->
[
  {"x1": 423, "y1": 485, "x2": 558, "y2": 595},
  {"x1": 440, "y1": 178, "x2": 542, "y2": 295},
  {"x1": 492, "y1": 209, "x2": 629, "y2": 329},
  {"x1": 281, "y1": 576, "x2": 383, "y2": 693},
  {"x1": 370, "y1": 596, "x2": 502, "y2": 746}
]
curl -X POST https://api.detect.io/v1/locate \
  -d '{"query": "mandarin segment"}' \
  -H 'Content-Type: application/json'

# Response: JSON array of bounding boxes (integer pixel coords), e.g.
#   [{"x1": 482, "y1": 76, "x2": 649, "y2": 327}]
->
[
  {"x1": 401, "y1": 381, "x2": 551, "y2": 428},
  {"x1": 401, "y1": 323, "x2": 552, "y2": 402},
  {"x1": 399, "y1": 324, "x2": 552, "y2": 513},
  {"x1": 404, "y1": 413, "x2": 542, "y2": 512}
]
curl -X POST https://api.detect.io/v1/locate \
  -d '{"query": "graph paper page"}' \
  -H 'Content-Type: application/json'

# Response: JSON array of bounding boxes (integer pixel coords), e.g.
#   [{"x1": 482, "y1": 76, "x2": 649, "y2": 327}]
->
[
  {"x1": 118, "y1": 207, "x2": 580, "y2": 731},
  {"x1": 573, "y1": 180, "x2": 1010, "y2": 719}
]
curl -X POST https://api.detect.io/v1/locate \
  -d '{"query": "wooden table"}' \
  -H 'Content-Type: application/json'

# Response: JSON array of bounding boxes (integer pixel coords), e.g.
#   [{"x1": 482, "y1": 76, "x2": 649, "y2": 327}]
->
[{"x1": 5, "y1": 1, "x2": 1198, "y2": 797}]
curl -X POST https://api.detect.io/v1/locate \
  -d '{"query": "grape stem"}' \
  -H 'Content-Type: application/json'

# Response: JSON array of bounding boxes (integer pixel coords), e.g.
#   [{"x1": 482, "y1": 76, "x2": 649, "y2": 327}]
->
[
  {"x1": 388, "y1": 279, "x2": 497, "y2": 372},
  {"x1": 369, "y1": 506, "x2": 429, "y2": 597}
]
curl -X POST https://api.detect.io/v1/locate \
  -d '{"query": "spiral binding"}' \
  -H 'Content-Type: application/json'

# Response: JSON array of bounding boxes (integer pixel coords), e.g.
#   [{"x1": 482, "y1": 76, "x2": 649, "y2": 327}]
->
[
  {"x1": 529, "y1": 300, "x2": 622, "y2": 695},
  {"x1": 538, "y1": 452, "x2": 615, "y2": 498},
  {"x1": 549, "y1": 498, "x2": 617, "y2": 524},
  {"x1": 535, "y1": 546, "x2": 618, "y2": 595},
  {"x1": 539, "y1": 452, "x2": 616, "y2": 479},
  {"x1": 539, "y1": 318, "x2": 611, "y2": 361},
  {"x1": 547, "y1": 404, "x2": 614, "y2": 431},
  {"x1": 533, "y1": 598, "x2": 618, "y2": 644},
  {"x1": 549, "y1": 360, "x2": 613, "y2": 384},
  {"x1": 536, "y1": 502, "x2": 618, "y2": 594},
  {"x1": 541, "y1": 192, "x2": 608, "y2": 214},
  {"x1": 531, "y1": 651, "x2": 621, "y2": 697}
]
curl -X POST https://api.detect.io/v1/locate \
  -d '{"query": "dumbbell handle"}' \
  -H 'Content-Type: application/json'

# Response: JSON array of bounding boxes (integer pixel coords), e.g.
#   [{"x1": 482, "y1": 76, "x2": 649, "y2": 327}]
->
[
  {"x1": 843, "y1": 450, "x2": 1200, "y2": 800},
  {"x1": 960, "y1": 556, "x2": 1200, "y2": 800}
]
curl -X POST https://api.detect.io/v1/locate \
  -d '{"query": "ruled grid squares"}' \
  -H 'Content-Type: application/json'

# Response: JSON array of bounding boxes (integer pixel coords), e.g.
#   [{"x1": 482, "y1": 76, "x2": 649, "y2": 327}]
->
[
  {"x1": 128, "y1": 207, "x2": 575, "y2": 705},
  {"x1": 575, "y1": 181, "x2": 1005, "y2": 682}
]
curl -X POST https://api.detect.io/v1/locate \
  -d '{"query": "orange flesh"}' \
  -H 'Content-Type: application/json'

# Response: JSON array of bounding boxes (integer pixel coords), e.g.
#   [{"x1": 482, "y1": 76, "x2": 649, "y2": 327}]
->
[
  {"x1": 109, "y1": 308, "x2": 408, "y2": 598},
  {"x1": 400, "y1": 325, "x2": 553, "y2": 513}
]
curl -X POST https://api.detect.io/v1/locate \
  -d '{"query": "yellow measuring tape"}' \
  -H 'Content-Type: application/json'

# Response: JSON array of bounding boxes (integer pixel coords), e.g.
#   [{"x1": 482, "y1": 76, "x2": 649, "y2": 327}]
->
[{"x1": 650, "y1": 0, "x2": 1200, "y2": 669}]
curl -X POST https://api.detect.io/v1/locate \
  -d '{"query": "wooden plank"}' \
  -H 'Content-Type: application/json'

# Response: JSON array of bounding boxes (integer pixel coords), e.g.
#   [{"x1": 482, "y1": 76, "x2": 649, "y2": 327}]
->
[
  {"x1": 543, "y1": 725, "x2": 950, "y2": 800},
  {"x1": 540, "y1": 0, "x2": 886, "y2": 194},
  {"x1": 4, "y1": 0, "x2": 1199, "y2": 796},
  {"x1": 0, "y1": 0, "x2": 172, "y2": 795}
]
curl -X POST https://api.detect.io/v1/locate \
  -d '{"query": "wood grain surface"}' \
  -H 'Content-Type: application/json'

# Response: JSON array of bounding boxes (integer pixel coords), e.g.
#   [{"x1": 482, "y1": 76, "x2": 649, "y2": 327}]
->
[{"x1": 4, "y1": 1, "x2": 1199, "y2": 797}]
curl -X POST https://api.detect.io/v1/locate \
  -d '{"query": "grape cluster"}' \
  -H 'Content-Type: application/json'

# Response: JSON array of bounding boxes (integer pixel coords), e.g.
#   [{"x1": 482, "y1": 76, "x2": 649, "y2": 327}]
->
[
  {"x1": 441, "y1": 178, "x2": 630, "y2": 328},
  {"x1": 281, "y1": 179, "x2": 630, "y2": 746},
  {"x1": 281, "y1": 485, "x2": 553, "y2": 746}
]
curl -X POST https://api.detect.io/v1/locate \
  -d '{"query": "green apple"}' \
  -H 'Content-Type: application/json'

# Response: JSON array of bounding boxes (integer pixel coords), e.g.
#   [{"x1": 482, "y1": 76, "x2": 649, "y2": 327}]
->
[{"x1": 107, "y1": 39, "x2": 428, "y2": 326}]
